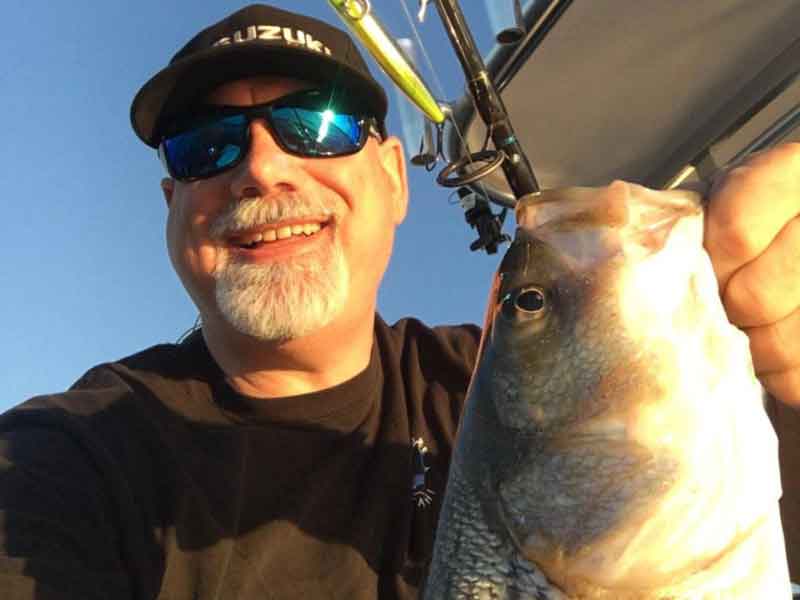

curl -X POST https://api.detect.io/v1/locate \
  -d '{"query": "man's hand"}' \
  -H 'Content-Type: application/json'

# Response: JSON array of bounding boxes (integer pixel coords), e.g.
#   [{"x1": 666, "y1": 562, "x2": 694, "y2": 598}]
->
[{"x1": 704, "y1": 143, "x2": 800, "y2": 408}]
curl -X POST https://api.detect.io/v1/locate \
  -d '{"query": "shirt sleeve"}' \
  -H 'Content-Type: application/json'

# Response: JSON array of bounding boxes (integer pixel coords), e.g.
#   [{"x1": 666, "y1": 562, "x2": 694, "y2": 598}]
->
[{"x1": 0, "y1": 409, "x2": 134, "y2": 600}]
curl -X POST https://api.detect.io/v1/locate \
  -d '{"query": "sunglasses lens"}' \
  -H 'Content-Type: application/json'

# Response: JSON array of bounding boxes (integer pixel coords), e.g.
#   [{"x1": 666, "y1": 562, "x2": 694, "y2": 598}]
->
[
  {"x1": 163, "y1": 114, "x2": 246, "y2": 179},
  {"x1": 160, "y1": 89, "x2": 375, "y2": 180},
  {"x1": 271, "y1": 106, "x2": 365, "y2": 157}
]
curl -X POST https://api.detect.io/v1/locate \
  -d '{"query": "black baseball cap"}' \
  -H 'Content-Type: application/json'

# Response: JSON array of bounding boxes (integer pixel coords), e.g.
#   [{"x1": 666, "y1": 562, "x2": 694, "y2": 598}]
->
[{"x1": 131, "y1": 3, "x2": 388, "y2": 148}]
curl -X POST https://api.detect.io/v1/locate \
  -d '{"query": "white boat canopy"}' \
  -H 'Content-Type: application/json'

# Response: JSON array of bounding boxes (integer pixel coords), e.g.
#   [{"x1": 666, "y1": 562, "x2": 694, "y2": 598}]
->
[{"x1": 444, "y1": 0, "x2": 800, "y2": 203}]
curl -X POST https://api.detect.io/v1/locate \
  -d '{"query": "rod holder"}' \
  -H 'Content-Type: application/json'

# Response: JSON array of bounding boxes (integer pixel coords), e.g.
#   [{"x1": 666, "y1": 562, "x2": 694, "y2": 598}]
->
[{"x1": 496, "y1": 0, "x2": 526, "y2": 45}]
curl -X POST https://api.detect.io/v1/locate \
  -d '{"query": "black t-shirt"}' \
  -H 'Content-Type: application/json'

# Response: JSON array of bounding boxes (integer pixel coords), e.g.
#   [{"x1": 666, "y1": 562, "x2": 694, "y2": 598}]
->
[
  {"x1": 0, "y1": 316, "x2": 481, "y2": 600},
  {"x1": 1, "y1": 316, "x2": 799, "y2": 599}
]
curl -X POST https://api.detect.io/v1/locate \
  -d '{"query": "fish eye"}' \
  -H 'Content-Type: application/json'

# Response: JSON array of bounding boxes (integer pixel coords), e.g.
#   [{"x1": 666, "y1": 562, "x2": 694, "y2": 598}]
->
[
  {"x1": 501, "y1": 286, "x2": 547, "y2": 321},
  {"x1": 516, "y1": 288, "x2": 545, "y2": 312}
]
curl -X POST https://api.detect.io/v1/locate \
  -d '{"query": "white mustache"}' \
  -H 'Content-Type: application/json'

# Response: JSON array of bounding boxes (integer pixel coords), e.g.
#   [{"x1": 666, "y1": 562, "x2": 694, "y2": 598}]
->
[{"x1": 209, "y1": 193, "x2": 341, "y2": 239}]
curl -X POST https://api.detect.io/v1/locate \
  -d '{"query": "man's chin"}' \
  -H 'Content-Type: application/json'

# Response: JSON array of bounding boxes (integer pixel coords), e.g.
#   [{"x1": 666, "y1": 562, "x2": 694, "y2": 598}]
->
[
  {"x1": 215, "y1": 279, "x2": 349, "y2": 343},
  {"x1": 213, "y1": 246, "x2": 350, "y2": 344},
  {"x1": 238, "y1": 311, "x2": 340, "y2": 344}
]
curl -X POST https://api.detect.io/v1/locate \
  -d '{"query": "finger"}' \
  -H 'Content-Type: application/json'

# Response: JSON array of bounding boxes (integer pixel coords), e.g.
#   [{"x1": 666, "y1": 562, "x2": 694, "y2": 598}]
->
[
  {"x1": 722, "y1": 215, "x2": 800, "y2": 327},
  {"x1": 759, "y1": 367, "x2": 800, "y2": 409},
  {"x1": 704, "y1": 143, "x2": 800, "y2": 290},
  {"x1": 747, "y1": 305, "x2": 800, "y2": 374}
]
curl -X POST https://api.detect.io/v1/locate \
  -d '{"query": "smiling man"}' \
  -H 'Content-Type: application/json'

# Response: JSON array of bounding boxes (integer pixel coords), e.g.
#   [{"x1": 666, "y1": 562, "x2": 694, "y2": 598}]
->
[
  {"x1": 158, "y1": 74, "x2": 409, "y2": 399},
  {"x1": 0, "y1": 6, "x2": 482, "y2": 599},
  {"x1": 0, "y1": 3, "x2": 799, "y2": 600}
]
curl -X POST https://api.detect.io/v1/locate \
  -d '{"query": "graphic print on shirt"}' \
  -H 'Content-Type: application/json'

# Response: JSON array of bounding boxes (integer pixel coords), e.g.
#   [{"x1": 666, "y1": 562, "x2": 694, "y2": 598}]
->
[{"x1": 411, "y1": 437, "x2": 435, "y2": 508}]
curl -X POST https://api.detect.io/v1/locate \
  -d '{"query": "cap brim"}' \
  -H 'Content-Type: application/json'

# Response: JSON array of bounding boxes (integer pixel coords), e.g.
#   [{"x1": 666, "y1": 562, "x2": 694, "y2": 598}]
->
[{"x1": 131, "y1": 42, "x2": 388, "y2": 147}]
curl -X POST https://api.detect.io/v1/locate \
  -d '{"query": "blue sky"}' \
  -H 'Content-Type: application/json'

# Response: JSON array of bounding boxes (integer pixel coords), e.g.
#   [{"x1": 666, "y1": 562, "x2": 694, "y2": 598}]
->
[{"x1": 1, "y1": 1, "x2": 517, "y2": 407}]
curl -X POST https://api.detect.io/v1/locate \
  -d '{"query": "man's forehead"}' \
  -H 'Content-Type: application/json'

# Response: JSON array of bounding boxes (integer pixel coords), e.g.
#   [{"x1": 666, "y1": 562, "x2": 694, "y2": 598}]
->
[{"x1": 204, "y1": 75, "x2": 315, "y2": 106}]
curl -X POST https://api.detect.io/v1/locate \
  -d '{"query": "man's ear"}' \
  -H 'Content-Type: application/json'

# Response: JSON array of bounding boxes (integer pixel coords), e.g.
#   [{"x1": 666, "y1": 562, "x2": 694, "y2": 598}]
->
[
  {"x1": 377, "y1": 136, "x2": 409, "y2": 225},
  {"x1": 161, "y1": 178, "x2": 175, "y2": 208}
]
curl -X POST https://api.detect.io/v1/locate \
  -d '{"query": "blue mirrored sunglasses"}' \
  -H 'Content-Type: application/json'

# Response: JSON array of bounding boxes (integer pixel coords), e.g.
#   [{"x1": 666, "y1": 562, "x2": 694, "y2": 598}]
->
[{"x1": 158, "y1": 87, "x2": 383, "y2": 181}]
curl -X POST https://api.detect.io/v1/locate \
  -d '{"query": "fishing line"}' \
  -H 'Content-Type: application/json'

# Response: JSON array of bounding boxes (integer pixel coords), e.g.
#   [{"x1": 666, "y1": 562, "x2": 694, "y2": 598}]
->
[
  {"x1": 398, "y1": 0, "x2": 447, "y2": 102},
  {"x1": 397, "y1": 0, "x2": 496, "y2": 201},
  {"x1": 176, "y1": 314, "x2": 201, "y2": 343}
]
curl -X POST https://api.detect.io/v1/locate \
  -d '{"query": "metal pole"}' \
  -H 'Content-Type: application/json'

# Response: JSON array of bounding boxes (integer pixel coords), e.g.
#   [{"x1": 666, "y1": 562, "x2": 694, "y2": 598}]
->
[{"x1": 434, "y1": 0, "x2": 540, "y2": 199}]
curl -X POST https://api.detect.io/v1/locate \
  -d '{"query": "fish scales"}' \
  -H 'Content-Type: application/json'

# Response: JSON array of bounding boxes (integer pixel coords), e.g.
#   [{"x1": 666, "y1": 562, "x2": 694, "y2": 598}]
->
[{"x1": 424, "y1": 182, "x2": 792, "y2": 599}]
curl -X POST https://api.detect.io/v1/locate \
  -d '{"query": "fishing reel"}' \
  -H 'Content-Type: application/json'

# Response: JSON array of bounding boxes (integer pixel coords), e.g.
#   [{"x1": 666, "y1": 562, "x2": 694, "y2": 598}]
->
[
  {"x1": 438, "y1": 145, "x2": 512, "y2": 255},
  {"x1": 457, "y1": 186, "x2": 510, "y2": 255},
  {"x1": 409, "y1": 118, "x2": 510, "y2": 255}
]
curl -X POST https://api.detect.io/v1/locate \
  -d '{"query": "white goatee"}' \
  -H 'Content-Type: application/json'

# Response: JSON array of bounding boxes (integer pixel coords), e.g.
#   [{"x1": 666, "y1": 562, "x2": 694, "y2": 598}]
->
[{"x1": 210, "y1": 193, "x2": 349, "y2": 342}]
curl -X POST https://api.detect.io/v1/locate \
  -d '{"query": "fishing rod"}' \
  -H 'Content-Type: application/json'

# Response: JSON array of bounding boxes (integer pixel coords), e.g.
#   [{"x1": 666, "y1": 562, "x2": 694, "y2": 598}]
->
[
  {"x1": 430, "y1": 0, "x2": 540, "y2": 198},
  {"x1": 328, "y1": 0, "x2": 542, "y2": 253}
]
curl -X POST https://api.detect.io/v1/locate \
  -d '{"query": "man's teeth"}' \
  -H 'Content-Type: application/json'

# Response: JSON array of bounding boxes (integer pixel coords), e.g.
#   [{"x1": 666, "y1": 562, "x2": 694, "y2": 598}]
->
[{"x1": 235, "y1": 223, "x2": 322, "y2": 247}]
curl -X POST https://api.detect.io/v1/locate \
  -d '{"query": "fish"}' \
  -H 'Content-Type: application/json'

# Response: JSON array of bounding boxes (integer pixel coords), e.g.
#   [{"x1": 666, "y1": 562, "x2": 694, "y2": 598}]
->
[{"x1": 424, "y1": 181, "x2": 792, "y2": 599}]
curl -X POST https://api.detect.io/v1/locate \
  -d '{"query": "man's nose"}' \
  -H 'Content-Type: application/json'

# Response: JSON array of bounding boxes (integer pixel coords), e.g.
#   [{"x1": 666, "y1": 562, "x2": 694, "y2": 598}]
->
[{"x1": 229, "y1": 119, "x2": 302, "y2": 197}]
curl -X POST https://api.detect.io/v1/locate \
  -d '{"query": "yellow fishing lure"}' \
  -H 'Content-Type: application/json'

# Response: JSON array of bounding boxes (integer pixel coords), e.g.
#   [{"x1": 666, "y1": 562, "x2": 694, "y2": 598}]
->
[{"x1": 328, "y1": 0, "x2": 446, "y2": 124}]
